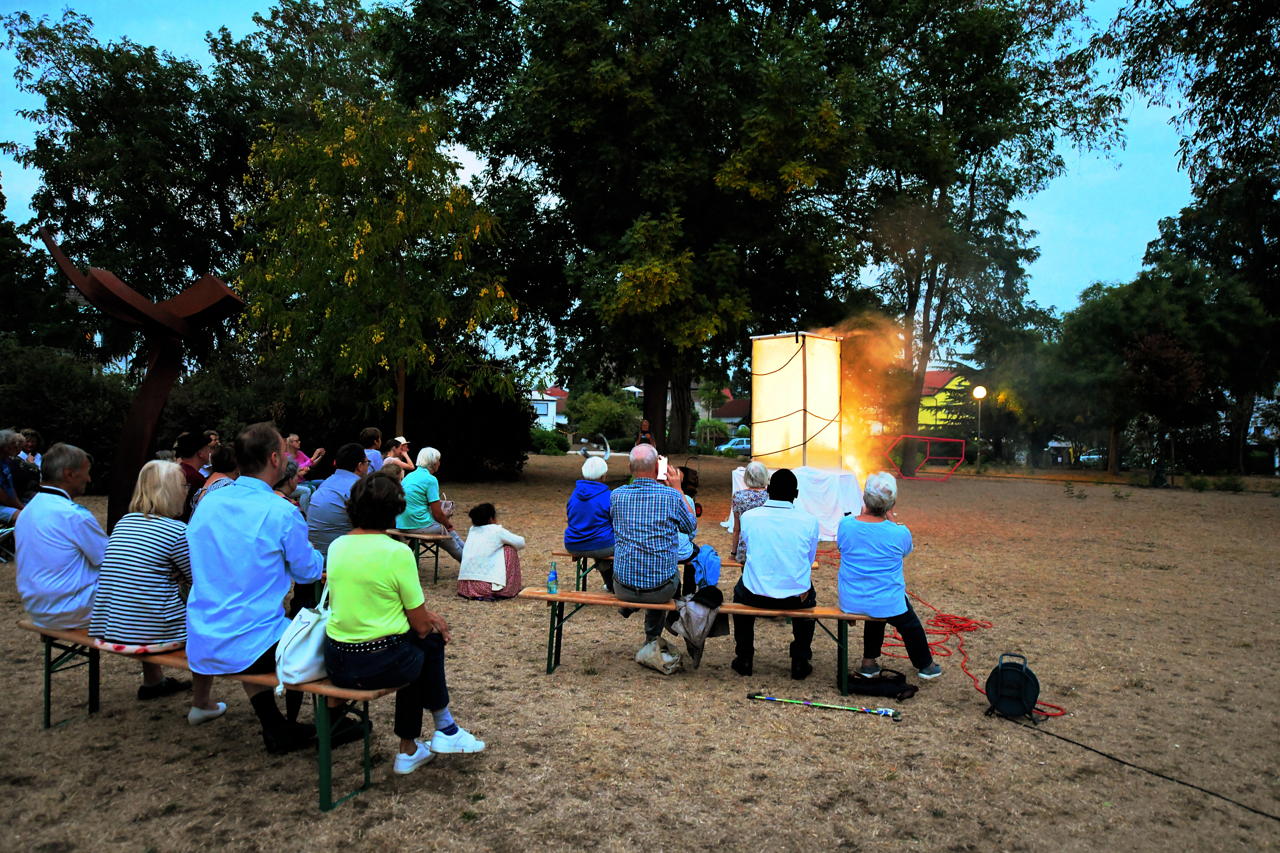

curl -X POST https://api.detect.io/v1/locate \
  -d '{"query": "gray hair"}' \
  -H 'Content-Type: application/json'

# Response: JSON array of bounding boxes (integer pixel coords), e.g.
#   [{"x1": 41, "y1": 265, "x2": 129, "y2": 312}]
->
[
  {"x1": 862, "y1": 471, "x2": 898, "y2": 515},
  {"x1": 581, "y1": 456, "x2": 608, "y2": 480},
  {"x1": 416, "y1": 446, "x2": 441, "y2": 470},
  {"x1": 275, "y1": 458, "x2": 299, "y2": 490},
  {"x1": 42, "y1": 443, "x2": 89, "y2": 483},
  {"x1": 629, "y1": 443, "x2": 658, "y2": 474},
  {"x1": 743, "y1": 461, "x2": 770, "y2": 489},
  {"x1": 0, "y1": 429, "x2": 23, "y2": 452}
]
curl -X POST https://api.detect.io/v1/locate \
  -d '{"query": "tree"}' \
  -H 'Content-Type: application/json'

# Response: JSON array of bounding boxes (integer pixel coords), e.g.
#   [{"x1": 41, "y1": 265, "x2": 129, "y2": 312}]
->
[
  {"x1": 857, "y1": 0, "x2": 1118, "y2": 468},
  {"x1": 1094, "y1": 0, "x2": 1280, "y2": 177},
  {"x1": 239, "y1": 94, "x2": 507, "y2": 434},
  {"x1": 381, "y1": 0, "x2": 876, "y2": 451},
  {"x1": 3, "y1": 10, "x2": 252, "y2": 362}
]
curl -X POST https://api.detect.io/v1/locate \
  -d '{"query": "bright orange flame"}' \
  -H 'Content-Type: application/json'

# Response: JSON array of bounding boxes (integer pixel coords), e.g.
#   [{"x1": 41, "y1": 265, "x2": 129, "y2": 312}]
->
[{"x1": 807, "y1": 312, "x2": 905, "y2": 481}]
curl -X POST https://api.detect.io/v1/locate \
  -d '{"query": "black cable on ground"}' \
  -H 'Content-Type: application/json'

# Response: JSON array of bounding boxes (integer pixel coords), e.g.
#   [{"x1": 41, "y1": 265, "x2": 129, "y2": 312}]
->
[{"x1": 1000, "y1": 715, "x2": 1280, "y2": 823}]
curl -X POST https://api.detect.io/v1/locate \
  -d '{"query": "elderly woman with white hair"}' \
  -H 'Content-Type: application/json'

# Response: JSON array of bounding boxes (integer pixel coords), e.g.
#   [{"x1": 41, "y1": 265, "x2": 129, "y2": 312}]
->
[
  {"x1": 729, "y1": 461, "x2": 770, "y2": 563},
  {"x1": 835, "y1": 471, "x2": 942, "y2": 681},
  {"x1": 564, "y1": 456, "x2": 615, "y2": 590},
  {"x1": 395, "y1": 446, "x2": 464, "y2": 562}
]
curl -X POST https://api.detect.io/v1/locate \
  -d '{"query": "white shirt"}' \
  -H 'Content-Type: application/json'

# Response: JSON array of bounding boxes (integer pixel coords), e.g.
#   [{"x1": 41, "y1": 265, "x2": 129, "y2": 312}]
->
[
  {"x1": 457, "y1": 524, "x2": 525, "y2": 589},
  {"x1": 15, "y1": 487, "x2": 108, "y2": 628},
  {"x1": 740, "y1": 499, "x2": 819, "y2": 599}
]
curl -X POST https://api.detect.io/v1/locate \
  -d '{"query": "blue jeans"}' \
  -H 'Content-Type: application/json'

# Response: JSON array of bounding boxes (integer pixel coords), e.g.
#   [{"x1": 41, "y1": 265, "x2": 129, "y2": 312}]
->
[{"x1": 324, "y1": 632, "x2": 449, "y2": 740}]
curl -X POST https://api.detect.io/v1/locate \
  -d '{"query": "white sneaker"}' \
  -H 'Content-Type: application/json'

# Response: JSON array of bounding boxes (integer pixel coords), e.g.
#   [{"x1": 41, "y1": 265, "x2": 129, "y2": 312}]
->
[
  {"x1": 187, "y1": 702, "x2": 227, "y2": 726},
  {"x1": 393, "y1": 741, "x2": 435, "y2": 775},
  {"x1": 429, "y1": 726, "x2": 486, "y2": 754}
]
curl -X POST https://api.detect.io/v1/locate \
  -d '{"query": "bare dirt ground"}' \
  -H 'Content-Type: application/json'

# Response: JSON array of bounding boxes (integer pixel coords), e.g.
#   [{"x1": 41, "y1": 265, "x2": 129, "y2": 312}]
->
[{"x1": 2, "y1": 453, "x2": 1278, "y2": 851}]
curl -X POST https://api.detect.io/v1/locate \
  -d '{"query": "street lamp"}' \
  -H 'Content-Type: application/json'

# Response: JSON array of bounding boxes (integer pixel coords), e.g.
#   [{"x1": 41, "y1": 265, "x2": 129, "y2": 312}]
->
[{"x1": 972, "y1": 385, "x2": 987, "y2": 468}]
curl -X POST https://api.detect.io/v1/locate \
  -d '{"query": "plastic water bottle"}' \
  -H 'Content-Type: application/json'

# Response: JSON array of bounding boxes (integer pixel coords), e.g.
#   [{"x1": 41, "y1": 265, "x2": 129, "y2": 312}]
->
[{"x1": 547, "y1": 562, "x2": 558, "y2": 594}]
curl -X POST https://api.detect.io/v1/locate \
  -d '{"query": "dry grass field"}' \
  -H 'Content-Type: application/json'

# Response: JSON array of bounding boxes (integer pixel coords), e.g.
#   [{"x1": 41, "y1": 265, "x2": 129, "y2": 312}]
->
[{"x1": 2, "y1": 453, "x2": 1278, "y2": 851}]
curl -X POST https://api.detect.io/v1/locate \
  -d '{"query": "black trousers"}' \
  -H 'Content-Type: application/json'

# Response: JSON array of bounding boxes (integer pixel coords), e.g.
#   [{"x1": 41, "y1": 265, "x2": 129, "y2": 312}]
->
[
  {"x1": 862, "y1": 598, "x2": 934, "y2": 670},
  {"x1": 732, "y1": 580, "x2": 817, "y2": 663},
  {"x1": 325, "y1": 632, "x2": 449, "y2": 741}
]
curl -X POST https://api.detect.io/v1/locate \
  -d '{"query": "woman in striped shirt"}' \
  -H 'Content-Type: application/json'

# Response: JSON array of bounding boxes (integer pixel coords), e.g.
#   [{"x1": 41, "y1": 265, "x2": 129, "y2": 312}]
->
[{"x1": 89, "y1": 460, "x2": 226, "y2": 724}]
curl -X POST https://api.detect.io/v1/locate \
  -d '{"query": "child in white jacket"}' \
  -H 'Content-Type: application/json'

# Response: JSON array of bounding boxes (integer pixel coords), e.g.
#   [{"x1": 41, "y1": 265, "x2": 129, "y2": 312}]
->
[{"x1": 457, "y1": 503, "x2": 526, "y2": 600}]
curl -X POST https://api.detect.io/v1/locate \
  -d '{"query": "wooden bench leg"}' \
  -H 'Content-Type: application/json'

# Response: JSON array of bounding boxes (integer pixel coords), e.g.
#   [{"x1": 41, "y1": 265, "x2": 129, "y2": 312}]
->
[
  {"x1": 315, "y1": 696, "x2": 374, "y2": 812},
  {"x1": 41, "y1": 636, "x2": 99, "y2": 729}
]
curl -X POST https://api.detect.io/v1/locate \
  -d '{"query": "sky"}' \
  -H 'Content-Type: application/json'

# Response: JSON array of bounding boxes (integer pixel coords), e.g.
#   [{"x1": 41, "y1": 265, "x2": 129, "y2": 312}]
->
[{"x1": 0, "y1": 0, "x2": 1193, "y2": 317}]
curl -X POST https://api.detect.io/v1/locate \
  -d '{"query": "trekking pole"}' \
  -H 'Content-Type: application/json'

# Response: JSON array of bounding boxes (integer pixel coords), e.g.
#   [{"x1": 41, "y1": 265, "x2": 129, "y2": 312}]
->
[{"x1": 747, "y1": 692, "x2": 901, "y2": 721}]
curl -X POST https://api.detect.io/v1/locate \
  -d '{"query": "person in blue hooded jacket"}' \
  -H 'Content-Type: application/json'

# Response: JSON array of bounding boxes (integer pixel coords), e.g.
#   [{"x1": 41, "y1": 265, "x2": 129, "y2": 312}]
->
[{"x1": 564, "y1": 456, "x2": 615, "y2": 590}]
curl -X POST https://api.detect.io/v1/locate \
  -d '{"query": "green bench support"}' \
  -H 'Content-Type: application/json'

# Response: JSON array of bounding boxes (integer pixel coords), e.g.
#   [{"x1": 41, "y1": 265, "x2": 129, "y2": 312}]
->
[{"x1": 18, "y1": 620, "x2": 400, "y2": 812}]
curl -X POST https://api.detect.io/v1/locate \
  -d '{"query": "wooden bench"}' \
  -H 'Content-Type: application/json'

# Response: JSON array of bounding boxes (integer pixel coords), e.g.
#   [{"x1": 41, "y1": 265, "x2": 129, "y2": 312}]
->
[
  {"x1": 386, "y1": 530, "x2": 452, "y2": 583},
  {"x1": 517, "y1": 587, "x2": 879, "y2": 696},
  {"x1": 550, "y1": 550, "x2": 748, "y2": 593},
  {"x1": 18, "y1": 620, "x2": 401, "y2": 812}
]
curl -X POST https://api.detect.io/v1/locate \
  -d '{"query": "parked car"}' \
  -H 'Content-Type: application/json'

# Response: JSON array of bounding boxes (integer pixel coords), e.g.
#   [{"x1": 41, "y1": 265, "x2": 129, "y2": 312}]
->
[
  {"x1": 715, "y1": 437, "x2": 751, "y2": 456},
  {"x1": 1079, "y1": 448, "x2": 1106, "y2": 467}
]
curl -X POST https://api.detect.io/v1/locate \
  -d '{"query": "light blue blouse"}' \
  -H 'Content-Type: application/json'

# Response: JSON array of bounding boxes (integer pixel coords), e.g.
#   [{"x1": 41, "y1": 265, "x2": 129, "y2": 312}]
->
[{"x1": 836, "y1": 516, "x2": 913, "y2": 618}]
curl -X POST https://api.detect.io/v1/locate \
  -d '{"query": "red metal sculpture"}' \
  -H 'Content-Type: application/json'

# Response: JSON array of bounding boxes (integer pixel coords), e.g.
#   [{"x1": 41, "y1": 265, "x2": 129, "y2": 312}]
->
[{"x1": 39, "y1": 228, "x2": 244, "y2": 530}]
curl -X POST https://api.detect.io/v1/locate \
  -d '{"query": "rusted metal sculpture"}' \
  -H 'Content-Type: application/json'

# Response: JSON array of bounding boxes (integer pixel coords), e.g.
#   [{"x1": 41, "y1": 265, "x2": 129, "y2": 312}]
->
[{"x1": 39, "y1": 228, "x2": 244, "y2": 530}]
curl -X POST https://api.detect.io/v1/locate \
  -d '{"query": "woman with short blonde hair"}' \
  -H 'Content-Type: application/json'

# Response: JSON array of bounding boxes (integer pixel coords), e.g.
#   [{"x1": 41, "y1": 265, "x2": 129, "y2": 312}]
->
[{"x1": 91, "y1": 460, "x2": 226, "y2": 724}]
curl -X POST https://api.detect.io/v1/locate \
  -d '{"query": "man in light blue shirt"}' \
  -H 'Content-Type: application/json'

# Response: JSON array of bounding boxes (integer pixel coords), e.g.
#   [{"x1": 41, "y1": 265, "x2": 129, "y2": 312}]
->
[
  {"x1": 306, "y1": 442, "x2": 368, "y2": 558},
  {"x1": 186, "y1": 422, "x2": 325, "y2": 754},
  {"x1": 731, "y1": 468, "x2": 820, "y2": 680},
  {"x1": 15, "y1": 443, "x2": 105, "y2": 629},
  {"x1": 360, "y1": 426, "x2": 384, "y2": 471}
]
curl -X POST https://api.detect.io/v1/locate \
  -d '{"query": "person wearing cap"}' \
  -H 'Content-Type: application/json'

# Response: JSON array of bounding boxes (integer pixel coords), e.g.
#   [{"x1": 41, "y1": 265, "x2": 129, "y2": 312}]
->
[
  {"x1": 729, "y1": 468, "x2": 821, "y2": 680},
  {"x1": 837, "y1": 471, "x2": 941, "y2": 681},
  {"x1": 564, "y1": 455, "x2": 615, "y2": 589},
  {"x1": 381, "y1": 436, "x2": 416, "y2": 479}
]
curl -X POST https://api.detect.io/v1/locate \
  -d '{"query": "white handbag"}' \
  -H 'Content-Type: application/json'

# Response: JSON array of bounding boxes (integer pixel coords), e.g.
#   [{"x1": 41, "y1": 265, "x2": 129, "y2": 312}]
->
[{"x1": 274, "y1": 584, "x2": 330, "y2": 695}]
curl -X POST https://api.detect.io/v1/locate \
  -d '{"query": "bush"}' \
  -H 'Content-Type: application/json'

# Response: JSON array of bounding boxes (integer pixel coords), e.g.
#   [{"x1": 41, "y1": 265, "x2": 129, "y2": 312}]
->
[
  {"x1": 531, "y1": 428, "x2": 568, "y2": 455},
  {"x1": 0, "y1": 339, "x2": 131, "y2": 492},
  {"x1": 694, "y1": 418, "x2": 729, "y2": 446},
  {"x1": 1212, "y1": 475, "x2": 1244, "y2": 493},
  {"x1": 1185, "y1": 475, "x2": 1209, "y2": 492}
]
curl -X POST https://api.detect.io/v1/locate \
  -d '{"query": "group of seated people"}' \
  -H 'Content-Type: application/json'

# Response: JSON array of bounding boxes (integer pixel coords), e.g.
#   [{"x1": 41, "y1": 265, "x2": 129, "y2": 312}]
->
[
  {"x1": 1, "y1": 427, "x2": 45, "y2": 527},
  {"x1": 562, "y1": 444, "x2": 941, "y2": 682},
  {"x1": 14, "y1": 424, "x2": 486, "y2": 777}
]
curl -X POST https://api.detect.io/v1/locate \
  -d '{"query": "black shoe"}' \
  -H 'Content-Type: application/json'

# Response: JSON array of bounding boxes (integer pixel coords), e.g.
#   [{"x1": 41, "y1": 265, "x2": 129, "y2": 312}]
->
[
  {"x1": 790, "y1": 660, "x2": 813, "y2": 681},
  {"x1": 263, "y1": 721, "x2": 316, "y2": 755},
  {"x1": 730, "y1": 657, "x2": 753, "y2": 677},
  {"x1": 327, "y1": 712, "x2": 369, "y2": 749},
  {"x1": 618, "y1": 607, "x2": 636, "y2": 619},
  {"x1": 137, "y1": 677, "x2": 191, "y2": 701}
]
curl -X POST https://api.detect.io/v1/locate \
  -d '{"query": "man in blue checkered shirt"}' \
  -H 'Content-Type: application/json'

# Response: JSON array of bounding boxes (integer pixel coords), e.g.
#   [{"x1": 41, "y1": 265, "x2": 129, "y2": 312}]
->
[{"x1": 610, "y1": 443, "x2": 696, "y2": 642}]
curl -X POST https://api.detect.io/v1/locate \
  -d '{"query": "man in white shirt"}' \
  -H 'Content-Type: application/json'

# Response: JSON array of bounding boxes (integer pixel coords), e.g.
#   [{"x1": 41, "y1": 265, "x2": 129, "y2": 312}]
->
[
  {"x1": 15, "y1": 443, "x2": 106, "y2": 629},
  {"x1": 730, "y1": 468, "x2": 821, "y2": 680}
]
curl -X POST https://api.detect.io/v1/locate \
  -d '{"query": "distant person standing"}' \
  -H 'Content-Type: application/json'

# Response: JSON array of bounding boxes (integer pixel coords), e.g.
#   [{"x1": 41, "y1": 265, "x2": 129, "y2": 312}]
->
[
  {"x1": 360, "y1": 427, "x2": 384, "y2": 472},
  {"x1": 634, "y1": 419, "x2": 655, "y2": 448}
]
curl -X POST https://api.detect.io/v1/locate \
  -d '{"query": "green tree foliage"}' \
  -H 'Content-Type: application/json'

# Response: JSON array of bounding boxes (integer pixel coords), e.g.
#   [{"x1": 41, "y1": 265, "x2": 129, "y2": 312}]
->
[
  {"x1": 1055, "y1": 257, "x2": 1266, "y2": 473},
  {"x1": 3, "y1": 9, "x2": 251, "y2": 361},
  {"x1": 0, "y1": 337, "x2": 130, "y2": 491},
  {"x1": 1094, "y1": 0, "x2": 1280, "y2": 176},
  {"x1": 239, "y1": 95, "x2": 508, "y2": 431},
  {"x1": 860, "y1": 0, "x2": 1118, "y2": 462},
  {"x1": 381, "y1": 0, "x2": 876, "y2": 449},
  {"x1": 564, "y1": 391, "x2": 641, "y2": 441}
]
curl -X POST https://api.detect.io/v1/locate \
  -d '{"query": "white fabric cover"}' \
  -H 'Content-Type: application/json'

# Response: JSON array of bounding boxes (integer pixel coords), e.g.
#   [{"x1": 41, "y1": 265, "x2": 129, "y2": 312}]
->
[{"x1": 722, "y1": 466, "x2": 862, "y2": 541}]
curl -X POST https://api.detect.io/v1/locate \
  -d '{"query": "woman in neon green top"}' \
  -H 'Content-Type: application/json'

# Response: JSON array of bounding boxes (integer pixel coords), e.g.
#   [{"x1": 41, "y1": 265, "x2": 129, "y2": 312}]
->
[{"x1": 324, "y1": 473, "x2": 487, "y2": 776}]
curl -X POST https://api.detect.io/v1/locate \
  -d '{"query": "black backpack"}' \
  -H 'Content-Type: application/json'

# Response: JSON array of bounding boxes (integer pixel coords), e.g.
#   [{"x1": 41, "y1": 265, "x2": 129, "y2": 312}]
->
[{"x1": 844, "y1": 668, "x2": 918, "y2": 701}]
